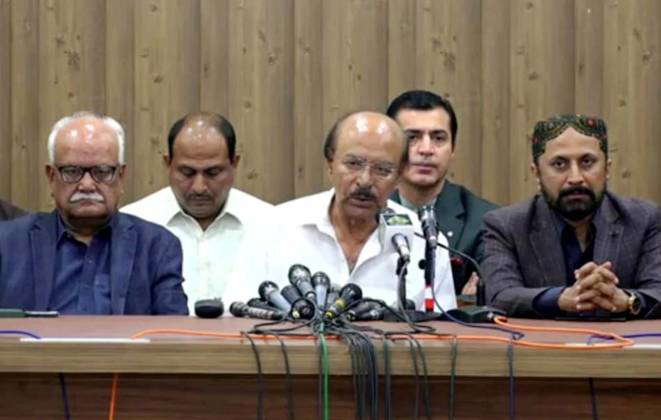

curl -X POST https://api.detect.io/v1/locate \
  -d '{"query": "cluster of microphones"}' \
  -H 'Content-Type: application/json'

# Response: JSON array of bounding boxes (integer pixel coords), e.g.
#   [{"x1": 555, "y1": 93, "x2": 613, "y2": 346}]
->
[{"x1": 195, "y1": 264, "x2": 394, "y2": 322}]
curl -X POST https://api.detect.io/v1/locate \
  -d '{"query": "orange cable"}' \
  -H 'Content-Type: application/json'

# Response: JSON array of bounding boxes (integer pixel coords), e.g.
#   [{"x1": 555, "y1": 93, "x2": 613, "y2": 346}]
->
[
  {"x1": 108, "y1": 373, "x2": 118, "y2": 420},
  {"x1": 107, "y1": 319, "x2": 635, "y2": 419},
  {"x1": 129, "y1": 327, "x2": 335, "y2": 341}
]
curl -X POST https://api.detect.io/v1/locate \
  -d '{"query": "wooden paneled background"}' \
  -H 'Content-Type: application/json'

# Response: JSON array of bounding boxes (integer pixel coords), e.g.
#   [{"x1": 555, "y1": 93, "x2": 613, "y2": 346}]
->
[{"x1": 0, "y1": 0, "x2": 659, "y2": 211}]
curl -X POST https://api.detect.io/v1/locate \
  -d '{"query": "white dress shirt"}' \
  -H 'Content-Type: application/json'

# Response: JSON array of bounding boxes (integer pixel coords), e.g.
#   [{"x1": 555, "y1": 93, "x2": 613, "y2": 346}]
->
[
  {"x1": 121, "y1": 187, "x2": 273, "y2": 314},
  {"x1": 224, "y1": 189, "x2": 457, "y2": 312}
]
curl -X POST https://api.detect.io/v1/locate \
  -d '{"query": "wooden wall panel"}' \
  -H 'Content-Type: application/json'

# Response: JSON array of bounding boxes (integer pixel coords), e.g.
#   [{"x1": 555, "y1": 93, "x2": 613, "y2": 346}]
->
[
  {"x1": 228, "y1": 0, "x2": 294, "y2": 204},
  {"x1": 0, "y1": 0, "x2": 11, "y2": 198},
  {"x1": 574, "y1": 0, "x2": 604, "y2": 116},
  {"x1": 387, "y1": 0, "x2": 417, "y2": 98},
  {"x1": 293, "y1": 0, "x2": 324, "y2": 197},
  {"x1": 133, "y1": 0, "x2": 200, "y2": 199},
  {"x1": 480, "y1": 0, "x2": 511, "y2": 204},
  {"x1": 10, "y1": 0, "x2": 40, "y2": 209},
  {"x1": 37, "y1": 0, "x2": 106, "y2": 210},
  {"x1": 322, "y1": 0, "x2": 389, "y2": 130},
  {"x1": 509, "y1": 0, "x2": 576, "y2": 203},
  {"x1": 200, "y1": 0, "x2": 230, "y2": 116},
  {"x1": 603, "y1": 0, "x2": 661, "y2": 200},
  {"x1": 0, "y1": 0, "x2": 659, "y2": 211},
  {"x1": 416, "y1": 0, "x2": 483, "y2": 192},
  {"x1": 106, "y1": 0, "x2": 135, "y2": 202}
]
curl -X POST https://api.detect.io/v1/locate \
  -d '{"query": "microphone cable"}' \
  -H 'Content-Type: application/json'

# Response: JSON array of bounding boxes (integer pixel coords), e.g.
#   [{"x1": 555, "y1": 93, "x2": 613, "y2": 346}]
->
[
  {"x1": 417, "y1": 233, "x2": 525, "y2": 338},
  {"x1": 242, "y1": 331, "x2": 265, "y2": 420},
  {"x1": 588, "y1": 378, "x2": 599, "y2": 420},
  {"x1": 318, "y1": 328, "x2": 330, "y2": 420},
  {"x1": 385, "y1": 332, "x2": 431, "y2": 420},
  {"x1": 248, "y1": 310, "x2": 320, "y2": 420},
  {"x1": 337, "y1": 298, "x2": 425, "y2": 419},
  {"x1": 337, "y1": 298, "x2": 433, "y2": 420},
  {"x1": 245, "y1": 318, "x2": 305, "y2": 420},
  {"x1": 424, "y1": 247, "x2": 521, "y2": 420},
  {"x1": 0, "y1": 329, "x2": 41, "y2": 339},
  {"x1": 58, "y1": 373, "x2": 72, "y2": 420},
  {"x1": 273, "y1": 332, "x2": 296, "y2": 420}
]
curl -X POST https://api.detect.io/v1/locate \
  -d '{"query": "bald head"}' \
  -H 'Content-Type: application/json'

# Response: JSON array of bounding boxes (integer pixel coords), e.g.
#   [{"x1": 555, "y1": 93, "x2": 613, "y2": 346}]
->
[
  {"x1": 324, "y1": 111, "x2": 407, "y2": 165},
  {"x1": 167, "y1": 112, "x2": 237, "y2": 163},
  {"x1": 325, "y1": 111, "x2": 407, "y2": 223}
]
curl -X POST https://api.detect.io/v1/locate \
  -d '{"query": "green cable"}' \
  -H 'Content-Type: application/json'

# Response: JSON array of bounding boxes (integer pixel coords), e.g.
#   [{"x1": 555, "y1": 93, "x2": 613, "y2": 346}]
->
[{"x1": 319, "y1": 330, "x2": 330, "y2": 420}]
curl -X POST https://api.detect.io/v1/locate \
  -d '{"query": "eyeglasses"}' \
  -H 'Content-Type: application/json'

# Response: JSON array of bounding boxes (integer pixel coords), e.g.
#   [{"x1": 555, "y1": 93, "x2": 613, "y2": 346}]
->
[
  {"x1": 341, "y1": 157, "x2": 397, "y2": 180},
  {"x1": 56, "y1": 165, "x2": 119, "y2": 184}
]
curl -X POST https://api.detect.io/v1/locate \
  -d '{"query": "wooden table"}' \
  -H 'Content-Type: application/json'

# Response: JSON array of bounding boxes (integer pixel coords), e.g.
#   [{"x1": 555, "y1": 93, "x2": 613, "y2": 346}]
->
[{"x1": 1, "y1": 316, "x2": 661, "y2": 419}]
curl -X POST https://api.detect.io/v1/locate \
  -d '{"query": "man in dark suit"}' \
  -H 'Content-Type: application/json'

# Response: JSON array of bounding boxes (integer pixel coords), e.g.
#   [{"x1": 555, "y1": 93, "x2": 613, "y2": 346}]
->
[
  {"x1": 0, "y1": 111, "x2": 188, "y2": 315},
  {"x1": 387, "y1": 90, "x2": 497, "y2": 298},
  {"x1": 483, "y1": 114, "x2": 661, "y2": 319},
  {"x1": 0, "y1": 199, "x2": 26, "y2": 221}
]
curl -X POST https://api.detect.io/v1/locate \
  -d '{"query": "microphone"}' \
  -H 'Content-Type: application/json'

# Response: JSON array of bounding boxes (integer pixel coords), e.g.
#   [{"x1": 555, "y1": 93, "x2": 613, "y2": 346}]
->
[
  {"x1": 311, "y1": 271, "x2": 330, "y2": 309},
  {"x1": 0, "y1": 308, "x2": 59, "y2": 318},
  {"x1": 325, "y1": 284, "x2": 341, "y2": 311},
  {"x1": 346, "y1": 300, "x2": 381, "y2": 321},
  {"x1": 288, "y1": 264, "x2": 316, "y2": 300},
  {"x1": 325, "y1": 284, "x2": 363, "y2": 320},
  {"x1": 378, "y1": 209, "x2": 414, "y2": 263},
  {"x1": 230, "y1": 301, "x2": 285, "y2": 320},
  {"x1": 247, "y1": 297, "x2": 279, "y2": 311},
  {"x1": 194, "y1": 298, "x2": 225, "y2": 318},
  {"x1": 258, "y1": 281, "x2": 292, "y2": 313},
  {"x1": 281, "y1": 284, "x2": 302, "y2": 304},
  {"x1": 357, "y1": 306, "x2": 386, "y2": 321},
  {"x1": 418, "y1": 205, "x2": 438, "y2": 312},
  {"x1": 418, "y1": 205, "x2": 438, "y2": 249},
  {"x1": 291, "y1": 297, "x2": 315, "y2": 319}
]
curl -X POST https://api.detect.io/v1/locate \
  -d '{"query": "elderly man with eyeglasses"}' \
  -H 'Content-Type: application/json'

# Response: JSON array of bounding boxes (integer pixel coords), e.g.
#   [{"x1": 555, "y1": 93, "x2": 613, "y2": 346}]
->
[
  {"x1": 0, "y1": 111, "x2": 188, "y2": 315},
  {"x1": 224, "y1": 111, "x2": 456, "y2": 312}
]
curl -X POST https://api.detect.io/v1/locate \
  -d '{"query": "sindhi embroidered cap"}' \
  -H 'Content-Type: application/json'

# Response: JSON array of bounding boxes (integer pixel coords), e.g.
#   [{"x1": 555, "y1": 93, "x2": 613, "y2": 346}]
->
[{"x1": 532, "y1": 114, "x2": 608, "y2": 160}]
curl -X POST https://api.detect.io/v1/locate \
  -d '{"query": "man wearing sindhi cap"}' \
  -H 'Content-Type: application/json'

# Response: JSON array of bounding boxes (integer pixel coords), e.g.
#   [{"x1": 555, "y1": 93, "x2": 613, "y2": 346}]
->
[{"x1": 482, "y1": 114, "x2": 661, "y2": 319}]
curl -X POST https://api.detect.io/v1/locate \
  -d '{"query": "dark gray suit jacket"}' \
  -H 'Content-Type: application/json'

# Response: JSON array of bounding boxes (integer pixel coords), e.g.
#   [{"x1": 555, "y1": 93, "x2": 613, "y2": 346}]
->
[{"x1": 482, "y1": 192, "x2": 661, "y2": 318}]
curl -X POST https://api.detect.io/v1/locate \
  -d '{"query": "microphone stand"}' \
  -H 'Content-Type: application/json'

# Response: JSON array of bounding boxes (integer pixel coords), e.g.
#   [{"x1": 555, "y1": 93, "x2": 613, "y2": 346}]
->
[
  {"x1": 422, "y1": 237, "x2": 436, "y2": 313},
  {"x1": 396, "y1": 257, "x2": 408, "y2": 311},
  {"x1": 385, "y1": 255, "x2": 441, "y2": 323}
]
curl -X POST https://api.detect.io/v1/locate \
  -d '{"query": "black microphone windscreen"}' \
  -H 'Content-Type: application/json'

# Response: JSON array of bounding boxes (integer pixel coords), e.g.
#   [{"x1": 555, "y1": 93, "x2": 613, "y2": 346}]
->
[{"x1": 194, "y1": 298, "x2": 224, "y2": 318}]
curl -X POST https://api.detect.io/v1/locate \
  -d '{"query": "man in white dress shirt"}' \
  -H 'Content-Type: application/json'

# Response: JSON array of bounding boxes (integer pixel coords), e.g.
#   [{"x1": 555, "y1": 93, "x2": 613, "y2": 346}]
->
[
  {"x1": 225, "y1": 111, "x2": 456, "y2": 311},
  {"x1": 122, "y1": 112, "x2": 273, "y2": 313}
]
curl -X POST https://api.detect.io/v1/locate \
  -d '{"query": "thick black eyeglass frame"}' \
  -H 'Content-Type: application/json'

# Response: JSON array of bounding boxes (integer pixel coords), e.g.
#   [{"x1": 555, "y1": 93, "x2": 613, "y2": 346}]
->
[{"x1": 55, "y1": 165, "x2": 119, "y2": 184}]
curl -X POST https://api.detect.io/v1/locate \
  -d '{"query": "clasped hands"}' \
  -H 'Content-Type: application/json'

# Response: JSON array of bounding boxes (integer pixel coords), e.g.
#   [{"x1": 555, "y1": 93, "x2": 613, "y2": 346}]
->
[{"x1": 558, "y1": 261, "x2": 629, "y2": 313}]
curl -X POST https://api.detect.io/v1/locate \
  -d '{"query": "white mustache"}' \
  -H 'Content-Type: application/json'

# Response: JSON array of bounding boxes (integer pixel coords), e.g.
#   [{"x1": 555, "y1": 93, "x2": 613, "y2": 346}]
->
[{"x1": 69, "y1": 192, "x2": 104, "y2": 203}]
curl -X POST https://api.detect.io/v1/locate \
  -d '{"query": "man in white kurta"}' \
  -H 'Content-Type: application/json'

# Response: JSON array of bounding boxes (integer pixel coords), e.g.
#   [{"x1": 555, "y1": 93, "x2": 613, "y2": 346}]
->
[
  {"x1": 122, "y1": 113, "x2": 273, "y2": 313},
  {"x1": 224, "y1": 111, "x2": 456, "y2": 311}
]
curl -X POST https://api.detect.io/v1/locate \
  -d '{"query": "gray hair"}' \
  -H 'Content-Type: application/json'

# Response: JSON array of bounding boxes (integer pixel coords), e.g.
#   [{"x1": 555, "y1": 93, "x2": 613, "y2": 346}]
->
[{"x1": 47, "y1": 111, "x2": 126, "y2": 164}]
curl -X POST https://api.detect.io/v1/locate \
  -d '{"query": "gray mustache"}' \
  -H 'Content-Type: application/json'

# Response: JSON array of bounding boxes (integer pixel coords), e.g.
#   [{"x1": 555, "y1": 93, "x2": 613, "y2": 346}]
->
[{"x1": 69, "y1": 192, "x2": 104, "y2": 203}]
